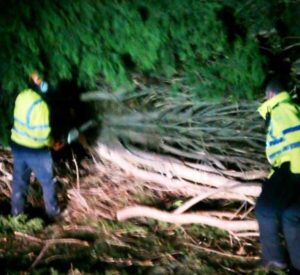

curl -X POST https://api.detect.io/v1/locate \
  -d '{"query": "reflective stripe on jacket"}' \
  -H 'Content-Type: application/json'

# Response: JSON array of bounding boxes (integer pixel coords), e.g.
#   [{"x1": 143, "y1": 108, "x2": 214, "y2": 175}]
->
[
  {"x1": 11, "y1": 89, "x2": 51, "y2": 148},
  {"x1": 258, "y1": 92, "x2": 300, "y2": 174}
]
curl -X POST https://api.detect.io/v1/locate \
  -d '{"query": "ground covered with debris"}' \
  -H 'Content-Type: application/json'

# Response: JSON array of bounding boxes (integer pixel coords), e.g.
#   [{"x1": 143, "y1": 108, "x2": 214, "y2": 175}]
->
[{"x1": 0, "y1": 145, "x2": 272, "y2": 275}]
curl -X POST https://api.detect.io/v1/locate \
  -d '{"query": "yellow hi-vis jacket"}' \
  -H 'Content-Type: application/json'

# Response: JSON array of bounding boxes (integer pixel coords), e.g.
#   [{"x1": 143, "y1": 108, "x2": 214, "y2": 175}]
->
[
  {"x1": 11, "y1": 89, "x2": 51, "y2": 148},
  {"x1": 258, "y1": 91, "x2": 300, "y2": 174}
]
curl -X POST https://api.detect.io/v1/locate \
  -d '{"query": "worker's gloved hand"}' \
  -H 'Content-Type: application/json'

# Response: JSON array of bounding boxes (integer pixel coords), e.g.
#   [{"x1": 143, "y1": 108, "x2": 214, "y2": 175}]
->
[{"x1": 52, "y1": 140, "x2": 65, "y2": 151}]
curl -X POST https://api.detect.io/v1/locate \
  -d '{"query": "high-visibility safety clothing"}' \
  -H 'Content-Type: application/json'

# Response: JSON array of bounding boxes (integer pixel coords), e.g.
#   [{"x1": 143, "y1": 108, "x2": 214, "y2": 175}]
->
[
  {"x1": 11, "y1": 89, "x2": 51, "y2": 148},
  {"x1": 258, "y1": 92, "x2": 300, "y2": 174}
]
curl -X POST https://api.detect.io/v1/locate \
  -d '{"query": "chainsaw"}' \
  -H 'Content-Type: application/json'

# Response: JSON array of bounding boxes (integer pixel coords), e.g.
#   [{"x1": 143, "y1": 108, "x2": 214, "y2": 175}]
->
[{"x1": 66, "y1": 119, "x2": 98, "y2": 144}]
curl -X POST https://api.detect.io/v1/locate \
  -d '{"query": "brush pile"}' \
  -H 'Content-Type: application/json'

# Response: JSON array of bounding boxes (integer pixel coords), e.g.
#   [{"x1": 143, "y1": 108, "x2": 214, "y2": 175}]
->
[{"x1": 77, "y1": 87, "x2": 268, "y2": 236}]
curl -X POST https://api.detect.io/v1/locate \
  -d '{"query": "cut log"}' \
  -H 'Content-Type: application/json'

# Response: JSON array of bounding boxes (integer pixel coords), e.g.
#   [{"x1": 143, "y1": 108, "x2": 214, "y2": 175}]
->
[
  {"x1": 117, "y1": 206, "x2": 258, "y2": 233},
  {"x1": 96, "y1": 143, "x2": 262, "y2": 203}
]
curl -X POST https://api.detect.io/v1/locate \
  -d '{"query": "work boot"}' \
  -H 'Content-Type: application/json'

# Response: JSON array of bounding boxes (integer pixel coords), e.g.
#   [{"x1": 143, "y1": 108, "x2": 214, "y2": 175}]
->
[
  {"x1": 266, "y1": 261, "x2": 287, "y2": 270},
  {"x1": 255, "y1": 261, "x2": 288, "y2": 275},
  {"x1": 255, "y1": 260, "x2": 287, "y2": 274},
  {"x1": 45, "y1": 209, "x2": 68, "y2": 224}
]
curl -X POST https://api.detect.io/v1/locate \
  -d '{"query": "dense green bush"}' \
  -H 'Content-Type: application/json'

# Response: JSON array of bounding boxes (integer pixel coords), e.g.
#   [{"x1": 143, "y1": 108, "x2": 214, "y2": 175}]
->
[
  {"x1": 0, "y1": 0, "x2": 267, "y2": 95},
  {"x1": 0, "y1": 0, "x2": 299, "y2": 144}
]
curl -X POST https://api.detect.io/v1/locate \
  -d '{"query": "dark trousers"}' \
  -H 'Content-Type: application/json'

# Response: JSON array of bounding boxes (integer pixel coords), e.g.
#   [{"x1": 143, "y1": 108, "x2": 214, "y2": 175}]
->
[
  {"x1": 11, "y1": 142, "x2": 60, "y2": 218},
  {"x1": 255, "y1": 163, "x2": 300, "y2": 271}
]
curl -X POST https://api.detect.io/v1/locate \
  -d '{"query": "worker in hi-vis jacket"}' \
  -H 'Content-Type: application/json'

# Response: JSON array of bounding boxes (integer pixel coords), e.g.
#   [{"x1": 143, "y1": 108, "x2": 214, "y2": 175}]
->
[
  {"x1": 256, "y1": 79, "x2": 300, "y2": 274},
  {"x1": 10, "y1": 72, "x2": 62, "y2": 220}
]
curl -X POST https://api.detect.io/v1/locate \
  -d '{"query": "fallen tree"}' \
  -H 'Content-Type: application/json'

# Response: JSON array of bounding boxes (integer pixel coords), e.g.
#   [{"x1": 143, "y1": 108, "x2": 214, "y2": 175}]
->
[
  {"x1": 93, "y1": 142, "x2": 261, "y2": 235},
  {"x1": 82, "y1": 88, "x2": 267, "y2": 171},
  {"x1": 0, "y1": 88, "x2": 268, "y2": 272},
  {"x1": 80, "y1": 88, "x2": 268, "y2": 236}
]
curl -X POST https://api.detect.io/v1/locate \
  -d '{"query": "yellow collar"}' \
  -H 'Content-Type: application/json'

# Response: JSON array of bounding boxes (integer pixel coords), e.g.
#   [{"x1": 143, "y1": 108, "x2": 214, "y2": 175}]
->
[{"x1": 258, "y1": 92, "x2": 291, "y2": 119}]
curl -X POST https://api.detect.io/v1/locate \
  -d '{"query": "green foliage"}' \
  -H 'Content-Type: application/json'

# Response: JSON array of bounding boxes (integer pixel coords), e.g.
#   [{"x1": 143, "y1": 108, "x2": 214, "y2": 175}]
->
[
  {"x1": 0, "y1": 0, "x2": 267, "y2": 94},
  {"x1": 193, "y1": 37, "x2": 265, "y2": 100},
  {"x1": 226, "y1": 0, "x2": 300, "y2": 38},
  {"x1": 0, "y1": 214, "x2": 44, "y2": 234},
  {"x1": 1, "y1": 0, "x2": 299, "y2": 142}
]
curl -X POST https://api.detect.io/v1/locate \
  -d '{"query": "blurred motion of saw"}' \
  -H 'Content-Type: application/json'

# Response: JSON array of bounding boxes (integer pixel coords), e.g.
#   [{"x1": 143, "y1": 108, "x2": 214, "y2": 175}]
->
[{"x1": 67, "y1": 119, "x2": 98, "y2": 144}]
